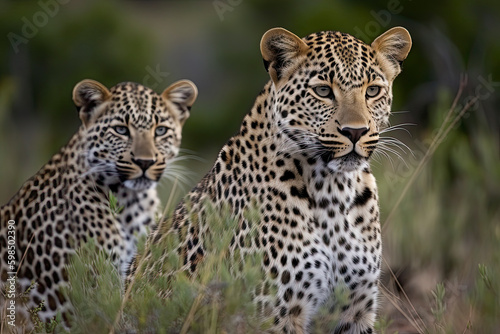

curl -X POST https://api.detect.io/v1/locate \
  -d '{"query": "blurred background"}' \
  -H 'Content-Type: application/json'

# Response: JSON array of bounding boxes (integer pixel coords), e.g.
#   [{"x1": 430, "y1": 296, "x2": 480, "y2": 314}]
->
[{"x1": 0, "y1": 0, "x2": 498, "y2": 332}]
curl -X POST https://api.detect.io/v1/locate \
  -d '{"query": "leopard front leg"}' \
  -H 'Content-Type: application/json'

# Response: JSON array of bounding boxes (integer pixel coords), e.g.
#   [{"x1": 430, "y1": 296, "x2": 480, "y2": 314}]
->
[
  {"x1": 334, "y1": 280, "x2": 378, "y2": 334},
  {"x1": 331, "y1": 172, "x2": 381, "y2": 333}
]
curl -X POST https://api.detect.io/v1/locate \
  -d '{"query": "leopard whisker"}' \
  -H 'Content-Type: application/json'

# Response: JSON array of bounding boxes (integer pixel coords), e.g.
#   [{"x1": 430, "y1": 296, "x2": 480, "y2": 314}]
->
[
  {"x1": 80, "y1": 162, "x2": 119, "y2": 178},
  {"x1": 379, "y1": 136, "x2": 415, "y2": 158},
  {"x1": 379, "y1": 123, "x2": 415, "y2": 136},
  {"x1": 371, "y1": 149, "x2": 395, "y2": 169},
  {"x1": 272, "y1": 126, "x2": 320, "y2": 157},
  {"x1": 160, "y1": 153, "x2": 202, "y2": 191},
  {"x1": 375, "y1": 143, "x2": 408, "y2": 168}
]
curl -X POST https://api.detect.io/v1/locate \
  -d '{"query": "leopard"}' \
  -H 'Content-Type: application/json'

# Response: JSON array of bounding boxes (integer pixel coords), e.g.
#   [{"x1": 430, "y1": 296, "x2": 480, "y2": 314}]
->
[
  {"x1": 129, "y1": 26, "x2": 411, "y2": 333},
  {"x1": 0, "y1": 78, "x2": 197, "y2": 326}
]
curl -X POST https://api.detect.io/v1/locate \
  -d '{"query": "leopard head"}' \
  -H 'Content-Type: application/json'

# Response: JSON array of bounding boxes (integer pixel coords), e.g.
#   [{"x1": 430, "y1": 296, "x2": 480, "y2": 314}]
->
[
  {"x1": 260, "y1": 27, "x2": 411, "y2": 172},
  {"x1": 72, "y1": 79, "x2": 197, "y2": 190}
]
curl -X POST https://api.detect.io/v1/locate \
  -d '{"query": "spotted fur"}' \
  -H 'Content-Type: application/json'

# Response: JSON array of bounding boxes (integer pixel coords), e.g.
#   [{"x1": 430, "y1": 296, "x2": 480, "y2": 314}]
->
[
  {"x1": 0, "y1": 79, "x2": 197, "y2": 325},
  {"x1": 129, "y1": 27, "x2": 411, "y2": 333}
]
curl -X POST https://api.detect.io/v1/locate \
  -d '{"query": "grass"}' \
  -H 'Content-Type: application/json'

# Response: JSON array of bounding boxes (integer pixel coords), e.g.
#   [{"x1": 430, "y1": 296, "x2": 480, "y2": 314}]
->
[
  {"x1": 1, "y1": 78, "x2": 499, "y2": 333},
  {"x1": 126, "y1": 203, "x2": 268, "y2": 333},
  {"x1": 375, "y1": 77, "x2": 500, "y2": 333},
  {"x1": 65, "y1": 201, "x2": 270, "y2": 334}
]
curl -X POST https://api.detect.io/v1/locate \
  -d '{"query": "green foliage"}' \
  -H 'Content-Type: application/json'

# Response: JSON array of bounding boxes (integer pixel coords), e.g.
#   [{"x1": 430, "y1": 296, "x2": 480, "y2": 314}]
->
[
  {"x1": 309, "y1": 285, "x2": 349, "y2": 333},
  {"x1": 64, "y1": 239, "x2": 123, "y2": 334},
  {"x1": 30, "y1": 303, "x2": 62, "y2": 334},
  {"x1": 374, "y1": 315, "x2": 394, "y2": 334},
  {"x1": 124, "y1": 201, "x2": 269, "y2": 333},
  {"x1": 431, "y1": 283, "x2": 446, "y2": 331},
  {"x1": 375, "y1": 88, "x2": 500, "y2": 332},
  {"x1": 471, "y1": 261, "x2": 500, "y2": 333},
  {"x1": 107, "y1": 190, "x2": 124, "y2": 217},
  {"x1": 477, "y1": 264, "x2": 496, "y2": 296},
  {"x1": 56, "y1": 203, "x2": 269, "y2": 333}
]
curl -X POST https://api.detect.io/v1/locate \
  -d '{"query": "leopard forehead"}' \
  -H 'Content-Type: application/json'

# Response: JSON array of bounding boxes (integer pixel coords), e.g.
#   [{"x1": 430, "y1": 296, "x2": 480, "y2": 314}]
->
[
  {"x1": 106, "y1": 82, "x2": 174, "y2": 128},
  {"x1": 301, "y1": 31, "x2": 382, "y2": 88}
]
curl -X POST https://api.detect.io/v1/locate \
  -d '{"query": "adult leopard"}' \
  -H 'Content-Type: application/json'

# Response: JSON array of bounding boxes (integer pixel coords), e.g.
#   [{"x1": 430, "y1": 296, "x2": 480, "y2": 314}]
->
[
  {"x1": 130, "y1": 27, "x2": 411, "y2": 333},
  {"x1": 0, "y1": 79, "x2": 197, "y2": 325}
]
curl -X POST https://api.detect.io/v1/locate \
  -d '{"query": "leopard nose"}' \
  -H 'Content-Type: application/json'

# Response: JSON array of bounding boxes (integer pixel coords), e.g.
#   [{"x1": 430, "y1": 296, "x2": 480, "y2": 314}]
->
[
  {"x1": 132, "y1": 158, "x2": 156, "y2": 171},
  {"x1": 339, "y1": 127, "x2": 369, "y2": 144}
]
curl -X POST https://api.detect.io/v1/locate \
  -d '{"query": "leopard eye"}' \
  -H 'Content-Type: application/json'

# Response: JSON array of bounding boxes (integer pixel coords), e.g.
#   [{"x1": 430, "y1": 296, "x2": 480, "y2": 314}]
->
[
  {"x1": 366, "y1": 86, "x2": 381, "y2": 98},
  {"x1": 113, "y1": 125, "x2": 129, "y2": 136},
  {"x1": 155, "y1": 126, "x2": 168, "y2": 137},
  {"x1": 313, "y1": 86, "x2": 334, "y2": 99}
]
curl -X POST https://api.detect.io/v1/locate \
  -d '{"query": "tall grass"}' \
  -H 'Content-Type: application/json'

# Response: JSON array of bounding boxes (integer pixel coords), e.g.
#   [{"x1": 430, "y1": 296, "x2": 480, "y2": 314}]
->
[
  {"x1": 376, "y1": 78, "x2": 500, "y2": 333},
  {"x1": 63, "y1": 201, "x2": 270, "y2": 334}
]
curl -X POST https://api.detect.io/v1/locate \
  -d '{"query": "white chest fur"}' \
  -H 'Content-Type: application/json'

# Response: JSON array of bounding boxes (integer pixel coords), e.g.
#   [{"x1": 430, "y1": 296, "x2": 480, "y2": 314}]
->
[{"x1": 115, "y1": 186, "x2": 159, "y2": 276}]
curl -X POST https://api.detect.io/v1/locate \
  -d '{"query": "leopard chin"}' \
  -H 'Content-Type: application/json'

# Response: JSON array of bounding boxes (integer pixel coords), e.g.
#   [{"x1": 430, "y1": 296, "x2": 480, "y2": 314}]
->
[
  {"x1": 123, "y1": 176, "x2": 156, "y2": 191},
  {"x1": 327, "y1": 152, "x2": 370, "y2": 173}
]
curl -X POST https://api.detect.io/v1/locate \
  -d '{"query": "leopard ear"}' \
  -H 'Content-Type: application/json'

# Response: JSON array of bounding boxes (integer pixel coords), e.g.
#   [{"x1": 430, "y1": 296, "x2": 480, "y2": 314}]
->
[
  {"x1": 260, "y1": 27, "x2": 309, "y2": 87},
  {"x1": 371, "y1": 27, "x2": 412, "y2": 79},
  {"x1": 162, "y1": 80, "x2": 198, "y2": 126},
  {"x1": 73, "y1": 79, "x2": 111, "y2": 128}
]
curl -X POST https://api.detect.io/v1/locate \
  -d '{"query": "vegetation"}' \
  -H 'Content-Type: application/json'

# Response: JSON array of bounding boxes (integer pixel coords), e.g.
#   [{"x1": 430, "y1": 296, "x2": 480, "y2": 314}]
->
[
  {"x1": 375, "y1": 83, "x2": 500, "y2": 332},
  {"x1": 65, "y1": 202, "x2": 269, "y2": 334}
]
